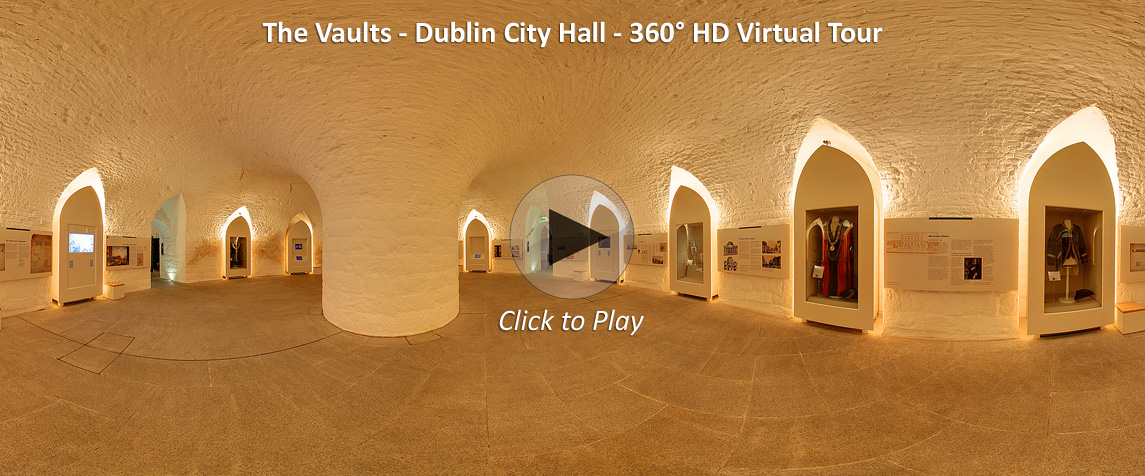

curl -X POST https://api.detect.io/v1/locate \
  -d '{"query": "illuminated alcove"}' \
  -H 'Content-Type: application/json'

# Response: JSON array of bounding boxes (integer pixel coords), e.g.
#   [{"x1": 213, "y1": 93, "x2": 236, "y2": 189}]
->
[
  {"x1": 589, "y1": 202, "x2": 622, "y2": 283},
  {"x1": 1024, "y1": 143, "x2": 1115, "y2": 335},
  {"x1": 151, "y1": 194, "x2": 187, "y2": 282},
  {"x1": 793, "y1": 145, "x2": 881, "y2": 331},
  {"x1": 223, "y1": 210, "x2": 253, "y2": 279},
  {"x1": 668, "y1": 173, "x2": 716, "y2": 300},
  {"x1": 52, "y1": 169, "x2": 106, "y2": 304},
  {"x1": 464, "y1": 217, "x2": 491, "y2": 272},
  {"x1": 286, "y1": 217, "x2": 314, "y2": 274}
]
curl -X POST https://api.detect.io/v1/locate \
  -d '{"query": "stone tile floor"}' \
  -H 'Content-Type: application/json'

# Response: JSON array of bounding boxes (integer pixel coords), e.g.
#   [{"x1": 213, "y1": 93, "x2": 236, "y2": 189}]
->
[{"x1": 0, "y1": 272, "x2": 1143, "y2": 474}]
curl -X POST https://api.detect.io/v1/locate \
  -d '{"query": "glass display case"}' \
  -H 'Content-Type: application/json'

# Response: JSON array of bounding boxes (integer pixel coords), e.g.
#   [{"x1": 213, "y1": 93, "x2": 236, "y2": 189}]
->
[
  {"x1": 229, "y1": 236, "x2": 248, "y2": 269},
  {"x1": 1044, "y1": 206, "x2": 1103, "y2": 313},
  {"x1": 675, "y1": 222, "x2": 704, "y2": 284},
  {"x1": 806, "y1": 206, "x2": 859, "y2": 308}
]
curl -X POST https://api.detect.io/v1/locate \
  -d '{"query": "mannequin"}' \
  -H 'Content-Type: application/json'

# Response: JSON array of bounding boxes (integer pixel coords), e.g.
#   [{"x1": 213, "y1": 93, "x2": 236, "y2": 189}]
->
[
  {"x1": 812, "y1": 216, "x2": 854, "y2": 298},
  {"x1": 1047, "y1": 218, "x2": 1087, "y2": 304},
  {"x1": 1047, "y1": 218, "x2": 1087, "y2": 269}
]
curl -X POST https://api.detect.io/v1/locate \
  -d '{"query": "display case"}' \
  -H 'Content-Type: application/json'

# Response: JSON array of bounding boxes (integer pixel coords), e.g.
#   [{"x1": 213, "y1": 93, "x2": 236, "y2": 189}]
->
[
  {"x1": 224, "y1": 215, "x2": 252, "y2": 279},
  {"x1": 805, "y1": 207, "x2": 859, "y2": 309},
  {"x1": 464, "y1": 219, "x2": 490, "y2": 272},
  {"x1": 1025, "y1": 142, "x2": 1114, "y2": 336},
  {"x1": 675, "y1": 222, "x2": 704, "y2": 284},
  {"x1": 669, "y1": 186, "x2": 714, "y2": 299},
  {"x1": 793, "y1": 145, "x2": 880, "y2": 331},
  {"x1": 1043, "y1": 207, "x2": 1103, "y2": 313}
]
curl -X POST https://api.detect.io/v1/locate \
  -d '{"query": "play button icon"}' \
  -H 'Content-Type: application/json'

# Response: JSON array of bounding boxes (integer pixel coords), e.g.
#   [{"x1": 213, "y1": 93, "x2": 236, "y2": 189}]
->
[
  {"x1": 547, "y1": 210, "x2": 608, "y2": 265},
  {"x1": 509, "y1": 175, "x2": 635, "y2": 299}
]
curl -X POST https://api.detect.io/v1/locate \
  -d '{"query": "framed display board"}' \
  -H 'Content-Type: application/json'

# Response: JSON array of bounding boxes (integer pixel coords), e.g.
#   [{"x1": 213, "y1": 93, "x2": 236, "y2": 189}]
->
[
  {"x1": 106, "y1": 235, "x2": 150, "y2": 269},
  {"x1": 631, "y1": 233, "x2": 667, "y2": 266},
  {"x1": 1120, "y1": 225, "x2": 1145, "y2": 284},
  {"x1": 885, "y1": 218, "x2": 1018, "y2": 291},
  {"x1": 717, "y1": 224, "x2": 788, "y2": 278},
  {"x1": 0, "y1": 228, "x2": 53, "y2": 282},
  {"x1": 492, "y1": 239, "x2": 511, "y2": 260}
]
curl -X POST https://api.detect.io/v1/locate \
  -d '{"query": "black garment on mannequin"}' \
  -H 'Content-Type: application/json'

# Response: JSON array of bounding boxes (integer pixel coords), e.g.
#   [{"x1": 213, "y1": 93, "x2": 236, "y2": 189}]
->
[{"x1": 1046, "y1": 222, "x2": 1088, "y2": 271}]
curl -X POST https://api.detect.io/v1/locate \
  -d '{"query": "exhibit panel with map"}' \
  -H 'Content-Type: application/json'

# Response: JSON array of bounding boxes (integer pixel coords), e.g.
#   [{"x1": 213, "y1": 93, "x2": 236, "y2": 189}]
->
[
  {"x1": 717, "y1": 225, "x2": 788, "y2": 278},
  {"x1": 0, "y1": 228, "x2": 53, "y2": 282}
]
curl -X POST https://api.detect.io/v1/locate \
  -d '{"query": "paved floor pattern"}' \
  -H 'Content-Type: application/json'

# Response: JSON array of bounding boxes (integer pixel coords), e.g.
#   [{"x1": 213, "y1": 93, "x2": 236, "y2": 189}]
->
[{"x1": 0, "y1": 273, "x2": 1143, "y2": 474}]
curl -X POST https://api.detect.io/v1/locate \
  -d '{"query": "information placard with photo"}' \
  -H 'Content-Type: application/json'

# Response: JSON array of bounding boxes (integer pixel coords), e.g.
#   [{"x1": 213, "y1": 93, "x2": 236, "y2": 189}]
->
[
  {"x1": 717, "y1": 224, "x2": 788, "y2": 278},
  {"x1": 884, "y1": 218, "x2": 1017, "y2": 291},
  {"x1": 632, "y1": 233, "x2": 667, "y2": 266}
]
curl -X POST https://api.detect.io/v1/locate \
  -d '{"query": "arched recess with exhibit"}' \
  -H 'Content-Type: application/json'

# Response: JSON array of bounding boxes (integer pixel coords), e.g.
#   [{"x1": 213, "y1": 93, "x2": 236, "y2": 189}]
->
[
  {"x1": 668, "y1": 166, "x2": 718, "y2": 301},
  {"x1": 151, "y1": 194, "x2": 188, "y2": 282},
  {"x1": 793, "y1": 133, "x2": 882, "y2": 332},
  {"x1": 53, "y1": 168, "x2": 106, "y2": 305},
  {"x1": 223, "y1": 208, "x2": 254, "y2": 279},
  {"x1": 589, "y1": 192, "x2": 626, "y2": 283},
  {"x1": 286, "y1": 214, "x2": 315, "y2": 275},
  {"x1": 462, "y1": 210, "x2": 492, "y2": 272},
  {"x1": 520, "y1": 205, "x2": 551, "y2": 274},
  {"x1": 1020, "y1": 107, "x2": 1118, "y2": 336}
]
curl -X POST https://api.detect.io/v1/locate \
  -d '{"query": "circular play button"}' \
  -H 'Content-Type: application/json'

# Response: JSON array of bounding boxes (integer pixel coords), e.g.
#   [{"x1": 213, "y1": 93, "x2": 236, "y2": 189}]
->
[{"x1": 509, "y1": 175, "x2": 635, "y2": 299}]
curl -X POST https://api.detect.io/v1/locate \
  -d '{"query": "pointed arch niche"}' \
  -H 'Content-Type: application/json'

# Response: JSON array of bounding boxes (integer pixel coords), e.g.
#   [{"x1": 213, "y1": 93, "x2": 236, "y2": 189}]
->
[
  {"x1": 222, "y1": 208, "x2": 253, "y2": 279},
  {"x1": 53, "y1": 168, "x2": 106, "y2": 304},
  {"x1": 668, "y1": 166, "x2": 717, "y2": 300},
  {"x1": 152, "y1": 194, "x2": 187, "y2": 282},
  {"x1": 794, "y1": 143, "x2": 882, "y2": 331},
  {"x1": 286, "y1": 216, "x2": 314, "y2": 274},
  {"x1": 1021, "y1": 111, "x2": 1117, "y2": 336},
  {"x1": 589, "y1": 190, "x2": 628, "y2": 283},
  {"x1": 462, "y1": 210, "x2": 492, "y2": 272}
]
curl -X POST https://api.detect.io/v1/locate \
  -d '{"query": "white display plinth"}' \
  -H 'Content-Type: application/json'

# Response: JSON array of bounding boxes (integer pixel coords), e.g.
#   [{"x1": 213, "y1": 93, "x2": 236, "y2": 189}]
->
[
  {"x1": 104, "y1": 282, "x2": 125, "y2": 300},
  {"x1": 1116, "y1": 303, "x2": 1145, "y2": 334}
]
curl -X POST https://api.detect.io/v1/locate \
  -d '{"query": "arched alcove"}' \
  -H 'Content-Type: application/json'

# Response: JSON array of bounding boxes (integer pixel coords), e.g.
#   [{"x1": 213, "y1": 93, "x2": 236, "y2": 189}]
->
[
  {"x1": 464, "y1": 219, "x2": 491, "y2": 272},
  {"x1": 53, "y1": 182, "x2": 105, "y2": 304},
  {"x1": 669, "y1": 186, "x2": 715, "y2": 300},
  {"x1": 520, "y1": 205, "x2": 549, "y2": 273},
  {"x1": 152, "y1": 194, "x2": 187, "y2": 282},
  {"x1": 223, "y1": 211, "x2": 253, "y2": 279},
  {"x1": 590, "y1": 204, "x2": 621, "y2": 282},
  {"x1": 286, "y1": 219, "x2": 314, "y2": 274},
  {"x1": 794, "y1": 145, "x2": 881, "y2": 331},
  {"x1": 1025, "y1": 142, "x2": 1115, "y2": 335}
]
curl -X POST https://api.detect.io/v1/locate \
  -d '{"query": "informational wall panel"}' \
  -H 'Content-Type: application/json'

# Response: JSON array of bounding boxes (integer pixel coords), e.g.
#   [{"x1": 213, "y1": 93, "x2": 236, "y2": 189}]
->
[
  {"x1": 0, "y1": 228, "x2": 53, "y2": 282},
  {"x1": 106, "y1": 235, "x2": 149, "y2": 269},
  {"x1": 632, "y1": 233, "x2": 667, "y2": 266},
  {"x1": 885, "y1": 218, "x2": 1017, "y2": 291},
  {"x1": 492, "y1": 239, "x2": 511, "y2": 260},
  {"x1": 717, "y1": 224, "x2": 788, "y2": 278},
  {"x1": 1120, "y1": 225, "x2": 1145, "y2": 284}
]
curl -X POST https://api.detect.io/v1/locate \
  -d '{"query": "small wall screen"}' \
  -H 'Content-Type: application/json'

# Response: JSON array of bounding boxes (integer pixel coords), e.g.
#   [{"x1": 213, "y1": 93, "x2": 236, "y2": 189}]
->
[{"x1": 68, "y1": 233, "x2": 94, "y2": 253}]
